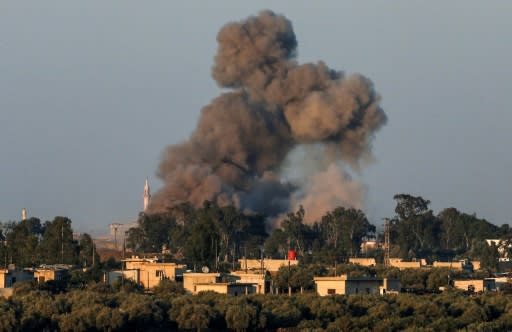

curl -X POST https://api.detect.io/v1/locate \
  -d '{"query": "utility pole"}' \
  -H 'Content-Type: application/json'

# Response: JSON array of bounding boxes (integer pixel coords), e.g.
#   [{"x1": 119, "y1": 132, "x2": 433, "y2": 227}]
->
[
  {"x1": 92, "y1": 240, "x2": 96, "y2": 267},
  {"x1": 61, "y1": 223, "x2": 64, "y2": 264},
  {"x1": 110, "y1": 223, "x2": 122, "y2": 251},
  {"x1": 383, "y1": 218, "x2": 391, "y2": 267}
]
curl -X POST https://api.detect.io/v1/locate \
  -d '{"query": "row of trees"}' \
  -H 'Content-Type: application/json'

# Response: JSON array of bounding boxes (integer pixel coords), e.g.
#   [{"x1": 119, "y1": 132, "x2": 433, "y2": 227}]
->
[
  {"x1": 0, "y1": 217, "x2": 98, "y2": 268},
  {"x1": 126, "y1": 194, "x2": 510, "y2": 271},
  {"x1": 1, "y1": 192, "x2": 507, "y2": 271},
  {"x1": 126, "y1": 201, "x2": 375, "y2": 270},
  {"x1": 390, "y1": 194, "x2": 510, "y2": 265},
  {"x1": 4, "y1": 280, "x2": 512, "y2": 331}
]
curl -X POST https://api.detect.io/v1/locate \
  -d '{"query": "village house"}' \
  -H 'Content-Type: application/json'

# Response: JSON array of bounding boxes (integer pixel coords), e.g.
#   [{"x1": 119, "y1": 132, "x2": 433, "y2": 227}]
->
[
  {"x1": 453, "y1": 279, "x2": 496, "y2": 293},
  {"x1": 107, "y1": 256, "x2": 187, "y2": 289},
  {"x1": 183, "y1": 272, "x2": 221, "y2": 294},
  {"x1": 193, "y1": 282, "x2": 256, "y2": 295},
  {"x1": 0, "y1": 267, "x2": 34, "y2": 298},
  {"x1": 348, "y1": 258, "x2": 376, "y2": 267},
  {"x1": 229, "y1": 271, "x2": 269, "y2": 294},
  {"x1": 314, "y1": 275, "x2": 400, "y2": 296},
  {"x1": 34, "y1": 265, "x2": 70, "y2": 283},
  {"x1": 240, "y1": 258, "x2": 298, "y2": 273},
  {"x1": 389, "y1": 258, "x2": 423, "y2": 269},
  {"x1": 433, "y1": 261, "x2": 464, "y2": 270}
]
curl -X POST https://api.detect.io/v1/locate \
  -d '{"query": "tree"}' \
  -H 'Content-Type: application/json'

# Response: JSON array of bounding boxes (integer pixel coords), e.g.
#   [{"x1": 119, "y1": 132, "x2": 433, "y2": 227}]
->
[
  {"x1": 175, "y1": 303, "x2": 213, "y2": 332},
  {"x1": 5, "y1": 218, "x2": 43, "y2": 267},
  {"x1": 391, "y1": 195, "x2": 441, "y2": 258},
  {"x1": 215, "y1": 206, "x2": 249, "y2": 262},
  {"x1": 393, "y1": 194, "x2": 431, "y2": 220},
  {"x1": 264, "y1": 229, "x2": 288, "y2": 259},
  {"x1": 184, "y1": 204, "x2": 220, "y2": 270},
  {"x1": 281, "y1": 206, "x2": 309, "y2": 256},
  {"x1": 225, "y1": 304, "x2": 258, "y2": 331},
  {"x1": 78, "y1": 233, "x2": 99, "y2": 269},
  {"x1": 39, "y1": 217, "x2": 79, "y2": 265},
  {"x1": 318, "y1": 207, "x2": 375, "y2": 258}
]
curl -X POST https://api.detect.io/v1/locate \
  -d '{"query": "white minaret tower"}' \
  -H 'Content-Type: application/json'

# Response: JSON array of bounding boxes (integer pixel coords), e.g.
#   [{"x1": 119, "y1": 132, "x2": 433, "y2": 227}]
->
[
  {"x1": 143, "y1": 178, "x2": 151, "y2": 211},
  {"x1": 21, "y1": 208, "x2": 27, "y2": 221}
]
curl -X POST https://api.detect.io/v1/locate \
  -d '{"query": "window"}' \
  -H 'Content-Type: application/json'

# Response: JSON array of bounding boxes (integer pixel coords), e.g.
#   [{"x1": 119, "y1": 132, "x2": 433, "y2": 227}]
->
[
  {"x1": 327, "y1": 289, "x2": 336, "y2": 295},
  {"x1": 156, "y1": 270, "x2": 164, "y2": 277}
]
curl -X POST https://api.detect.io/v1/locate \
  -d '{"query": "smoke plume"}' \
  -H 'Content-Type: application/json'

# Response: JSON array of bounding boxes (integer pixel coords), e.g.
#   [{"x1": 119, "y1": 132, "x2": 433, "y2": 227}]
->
[{"x1": 150, "y1": 10, "x2": 387, "y2": 225}]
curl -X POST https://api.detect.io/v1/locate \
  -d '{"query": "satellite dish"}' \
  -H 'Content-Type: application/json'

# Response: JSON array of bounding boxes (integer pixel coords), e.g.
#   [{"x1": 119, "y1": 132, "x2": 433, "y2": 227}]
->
[{"x1": 201, "y1": 266, "x2": 209, "y2": 273}]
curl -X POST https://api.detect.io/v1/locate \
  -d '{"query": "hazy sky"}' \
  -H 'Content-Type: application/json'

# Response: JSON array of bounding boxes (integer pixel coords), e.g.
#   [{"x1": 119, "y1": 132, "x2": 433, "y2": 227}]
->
[{"x1": 2, "y1": 1, "x2": 511, "y2": 234}]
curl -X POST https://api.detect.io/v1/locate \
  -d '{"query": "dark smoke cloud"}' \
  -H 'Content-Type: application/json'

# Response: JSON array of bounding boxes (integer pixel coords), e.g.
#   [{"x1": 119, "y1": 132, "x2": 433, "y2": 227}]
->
[{"x1": 150, "y1": 10, "x2": 387, "y2": 224}]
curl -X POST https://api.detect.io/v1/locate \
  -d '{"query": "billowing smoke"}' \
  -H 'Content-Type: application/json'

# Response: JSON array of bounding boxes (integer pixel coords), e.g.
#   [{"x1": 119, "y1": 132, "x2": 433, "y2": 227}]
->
[{"x1": 149, "y1": 10, "x2": 387, "y2": 225}]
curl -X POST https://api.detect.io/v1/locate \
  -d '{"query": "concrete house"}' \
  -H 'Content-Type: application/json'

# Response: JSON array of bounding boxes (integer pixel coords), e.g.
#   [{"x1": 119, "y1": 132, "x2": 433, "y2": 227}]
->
[
  {"x1": 229, "y1": 271, "x2": 269, "y2": 294},
  {"x1": 240, "y1": 259, "x2": 298, "y2": 273},
  {"x1": 34, "y1": 265, "x2": 69, "y2": 283},
  {"x1": 314, "y1": 275, "x2": 401, "y2": 296},
  {"x1": 183, "y1": 272, "x2": 221, "y2": 294},
  {"x1": 0, "y1": 268, "x2": 34, "y2": 288},
  {"x1": 389, "y1": 258, "x2": 423, "y2": 269},
  {"x1": 349, "y1": 258, "x2": 377, "y2": 267},
  {"x1": 453, "y1": 279, "x2": 496, "y2": 293},
  {"x1": 433, "y1": 261, "x2": 464, "y2": 270},
  {"x1": 193, "y1": 282, "x2": 256, "y2": 295},
  {"x1": 0, "y1": 268, "x2": 34, "y2": 298},
  {"x1": 108, "y1": 256, "x2": 187, "y2": 289}
]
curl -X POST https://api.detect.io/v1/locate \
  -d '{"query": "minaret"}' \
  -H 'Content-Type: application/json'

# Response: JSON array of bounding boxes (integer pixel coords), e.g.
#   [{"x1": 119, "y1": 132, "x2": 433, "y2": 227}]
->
[
  {"x1": 21, "y1": 208, "x2": 27, "y2": 221},
  {"x1": 143, "y1": 178, "x2": 151, "y2": 211}
]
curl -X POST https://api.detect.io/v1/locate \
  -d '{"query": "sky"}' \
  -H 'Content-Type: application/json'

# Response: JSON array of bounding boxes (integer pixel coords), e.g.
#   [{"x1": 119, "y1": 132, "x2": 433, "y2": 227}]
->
[{"x1": 1, "y1": 1, "x2": 511, "y2": 235}]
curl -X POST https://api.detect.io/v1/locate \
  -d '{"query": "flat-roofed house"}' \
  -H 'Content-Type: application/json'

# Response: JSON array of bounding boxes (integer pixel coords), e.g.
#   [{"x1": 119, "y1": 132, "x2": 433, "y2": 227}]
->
[
  {"x1": 118, "y1": 256, "x2": 187, "y2": 289},
  {"x1": 229, "y1": 271, "x2": 269, "y2": 294},
  {"x1": 314, "y1": 275, "x2": 400, "y2": 296},
  {"x1": 240, "y1": 259, "x2": 298, "y2": 273},
  {"x1": 453, "y1": 279, "x2": 496, "y2": 292},
  {"x1": 433, "y1": 261, "x2": 464, "y2": 270},
  {"x1": 193, "y1": 282, "x2": 256, "y2": 295},
  {"x1": 0, "y1": 268, "x2": 33, "y2": 288},
  {"x1": 183, "y1": 272, "x2": 221, "y2": 294},
  {"x1": 34, "y1": 265, "x2": 69, "y2": 283},
  {"x1": 388, "y1": 258, "x2": 422, "y2": 269},
  {"x1": 106, "y1": 269, "x2": 139, "y2": 286},
  {"x1": 349, "y1": 258, "x2": 377, "y2": 267}
]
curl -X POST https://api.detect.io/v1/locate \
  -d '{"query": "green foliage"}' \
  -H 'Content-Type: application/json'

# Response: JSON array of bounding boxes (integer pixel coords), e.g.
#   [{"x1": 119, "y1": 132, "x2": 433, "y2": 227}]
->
[
  {"x1": 5, "y1": 285, "x2": 512, "y2": 331},
  {"x1": 39, "y1": 217, "x2": 79, "y2": 265},
  {"x1": 225, "y1": 303, "x2": 258, "y2": 331},
  {"x1": 319, "y1": 206, "x2": 375, "y2": 258}
]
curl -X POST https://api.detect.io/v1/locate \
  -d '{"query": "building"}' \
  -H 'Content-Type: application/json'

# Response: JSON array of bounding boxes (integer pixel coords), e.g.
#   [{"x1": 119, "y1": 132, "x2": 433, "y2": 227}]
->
[
  {"x1": 472, "y1": 261, "x2": 481, "y2": 270},
  {"x1": 314, "y1": 275, "x2": 400, "y2": 296},
  {"x1": 0, "y1": 268, "x2": 34, "y2": 288},
  {"x1": 360, "y1": 239, "x2": 379, "y2": 253},
  {"x1": 193, "y1": 282, "x2": 256, "y2": 295},
  {"x1": 240, "y1": 259, "x2": 298, "y2": 273},
  {"x1": 433, "y1": 261, "x2": 464, "y2": 270},
  {"x1": 389, "y1": 258, "x2": 422, "y2": 269},
  {"x1": 349, "y1": 258, "x2": 376, "y2": 267},
  {"x1": 109, "y1": 256, "x2": 187, "y2": 289},
  {"x1": 229, "y1": 271, "x2": 269, "y2": 294},
  {"x1": 34, "y1": 265, "x2": 69, "y2": 282},
  {"x1": 453, "y1": 279, "x2": 496, "y2": 292},
  {"x1": 183, "y1": 272, "x2": 221, "y2": 294},
  {"x1": 107, "y1": 269, "x2": 139, "y2": 286}
]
